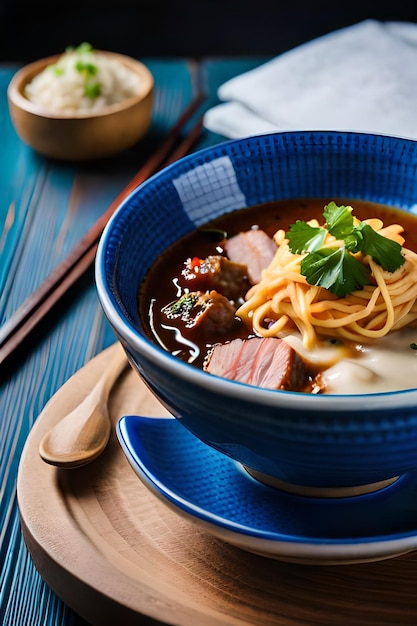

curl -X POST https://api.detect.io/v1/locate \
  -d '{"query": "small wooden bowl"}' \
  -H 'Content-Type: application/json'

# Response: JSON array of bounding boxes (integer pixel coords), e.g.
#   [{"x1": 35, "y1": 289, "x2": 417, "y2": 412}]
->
[{"x1": 7, "y1": 52, "x2": 154, "y2": 161}]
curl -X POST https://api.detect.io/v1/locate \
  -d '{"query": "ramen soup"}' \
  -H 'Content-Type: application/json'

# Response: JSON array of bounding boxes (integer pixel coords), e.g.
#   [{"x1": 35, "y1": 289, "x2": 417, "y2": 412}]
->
[{"x1": 139, "y1": 199, "x2": 417, "y2": 394}]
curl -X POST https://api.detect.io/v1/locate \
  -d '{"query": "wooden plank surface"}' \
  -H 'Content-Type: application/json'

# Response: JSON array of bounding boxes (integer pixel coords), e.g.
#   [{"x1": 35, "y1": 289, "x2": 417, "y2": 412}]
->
[
  {"x1": 0, "y1": 57, "x2": 264, "y2": 626},
  {"x1": 17, "y1": 344, "x2": 417, "y2": 626},
  {"x1": 3, "y1": 54, "x2": 417, "y2": 625}
]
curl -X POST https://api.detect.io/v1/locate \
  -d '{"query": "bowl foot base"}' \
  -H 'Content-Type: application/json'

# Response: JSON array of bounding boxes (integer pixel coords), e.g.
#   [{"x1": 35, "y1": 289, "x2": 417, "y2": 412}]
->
[{"x1": 243, "y1": 467, "x2": 399, "y2": 498}]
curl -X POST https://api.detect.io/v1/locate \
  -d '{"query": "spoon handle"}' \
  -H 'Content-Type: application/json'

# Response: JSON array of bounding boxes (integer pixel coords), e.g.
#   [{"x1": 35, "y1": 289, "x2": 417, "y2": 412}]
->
[{"x1": 93, "y1": 342, "x2": 129, "y2": 400}]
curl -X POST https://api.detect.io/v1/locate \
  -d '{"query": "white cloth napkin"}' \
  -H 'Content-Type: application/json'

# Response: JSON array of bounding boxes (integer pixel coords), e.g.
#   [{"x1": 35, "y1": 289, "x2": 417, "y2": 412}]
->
[{"x1": 203, "y1": 20, "x2": 417, "y2": 140}]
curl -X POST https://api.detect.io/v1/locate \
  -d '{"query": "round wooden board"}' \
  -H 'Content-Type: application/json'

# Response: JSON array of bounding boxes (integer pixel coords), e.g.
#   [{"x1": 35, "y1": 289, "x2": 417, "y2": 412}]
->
[{"x1": 17, "y1": 343, "x2": 417, "y2": 625}]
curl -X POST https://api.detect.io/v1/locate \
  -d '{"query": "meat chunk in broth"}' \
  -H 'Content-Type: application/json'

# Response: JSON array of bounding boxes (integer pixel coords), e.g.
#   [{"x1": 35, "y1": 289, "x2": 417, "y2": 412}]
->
[
  {"x1": 225, "y1": 229, "x2": 277, "y2": 285},
  {"x1": 162, "y1": 290, "x2": 237, "y2": 334},
  {"x1": 204, "y1": 336, "x2": 310, "y2": 391},
  {"x1": 180, "y1": 255, "x2": 250, "y2": 301}
]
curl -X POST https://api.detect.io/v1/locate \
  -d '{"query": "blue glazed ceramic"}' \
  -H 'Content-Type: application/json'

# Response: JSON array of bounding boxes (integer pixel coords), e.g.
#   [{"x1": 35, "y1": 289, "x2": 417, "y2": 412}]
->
[
  {"x1": 117, "y1": 414, "x2": 417, "y2": 564},
  {"x1": 96, "y1": 131, "x2": 417, "y2": 492}
]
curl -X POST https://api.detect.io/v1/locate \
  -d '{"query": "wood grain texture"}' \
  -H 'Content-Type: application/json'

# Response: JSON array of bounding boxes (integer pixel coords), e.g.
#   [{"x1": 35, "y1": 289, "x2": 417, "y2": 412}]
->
[
  {"x1": 17, "y1": 344, "x2": 417, "y2": 626},
  {"x1": 0, "y1": 96, "x2": 204, "y2": 369},
  {"x1": 0, "y1": 58, "x2": 262, "y2": 626}
]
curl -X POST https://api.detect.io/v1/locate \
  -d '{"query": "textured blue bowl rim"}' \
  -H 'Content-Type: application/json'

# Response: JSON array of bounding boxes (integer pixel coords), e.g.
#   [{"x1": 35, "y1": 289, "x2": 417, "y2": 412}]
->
[{"x1": 96, "y1": 130, "x2": 417, "y2": 412}]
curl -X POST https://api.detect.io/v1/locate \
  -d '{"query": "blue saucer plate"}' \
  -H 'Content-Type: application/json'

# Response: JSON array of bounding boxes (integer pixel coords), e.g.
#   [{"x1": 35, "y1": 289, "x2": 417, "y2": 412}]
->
[{"x1": 116, "y1": 415, "x2": 417, "y2": 565}]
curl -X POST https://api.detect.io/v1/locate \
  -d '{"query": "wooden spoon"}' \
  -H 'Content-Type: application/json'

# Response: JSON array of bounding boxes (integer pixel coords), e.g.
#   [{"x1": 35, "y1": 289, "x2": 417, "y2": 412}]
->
[{"x1": 39, "y1": 343, "x2": 129, "y2": 468}]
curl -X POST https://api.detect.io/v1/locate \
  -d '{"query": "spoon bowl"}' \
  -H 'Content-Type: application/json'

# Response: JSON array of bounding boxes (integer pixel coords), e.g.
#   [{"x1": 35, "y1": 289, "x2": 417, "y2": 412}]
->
[{"x1": 39, "y1": 343, "x2": 128, "y2": 468}]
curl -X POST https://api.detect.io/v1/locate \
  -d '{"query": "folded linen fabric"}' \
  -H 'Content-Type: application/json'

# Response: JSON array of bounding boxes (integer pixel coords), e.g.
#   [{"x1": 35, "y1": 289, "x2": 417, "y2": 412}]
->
[{"x1": 203, "y1": 20, "x2": 417, "y2": 140}]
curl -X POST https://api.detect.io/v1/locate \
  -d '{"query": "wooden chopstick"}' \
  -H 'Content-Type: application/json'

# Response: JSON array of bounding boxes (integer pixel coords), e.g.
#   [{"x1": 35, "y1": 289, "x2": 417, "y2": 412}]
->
[
  {"x1": 0, "y1": 244, "x2": 99, "y2": 366},
  {"x1": 0, "y1": 97, "x2": 206, "y2": 368}
]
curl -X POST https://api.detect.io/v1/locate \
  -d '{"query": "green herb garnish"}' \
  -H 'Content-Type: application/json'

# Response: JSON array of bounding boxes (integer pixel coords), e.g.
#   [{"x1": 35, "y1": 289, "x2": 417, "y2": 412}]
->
[
  {"x1": 356, "y1": 223, "x2": 404, "y2": 272},
  {"x1": 75, "y1": 60, "x2": 98, "y2": 77},
  {"x1": 285, "y1": 221, "x2": 326, "y2": 253},
  {"x1": 286, "y1": 202, "x2": 405, "y2": 297},
  {"x1": 163, "y1": 293, "x2": 198, "y2": 318},
  {"x1": 62, "y1": 42, "x2": 102, "y2": 100},
  {"x1": 66, "y1": 42, "x2": 95, "y2": 54},
  {"x1": 84, "y1": 82, "x2": 102, "y2": 99},
  {"x1": 75, "y1": 57, "x2": 101, "y2": 99},
  {"x1": 410, "y1": 343, "x2": 417, "y2": 350},
  {"x1": 300, "y1": 245, "x2": 371, "y2": 297}
]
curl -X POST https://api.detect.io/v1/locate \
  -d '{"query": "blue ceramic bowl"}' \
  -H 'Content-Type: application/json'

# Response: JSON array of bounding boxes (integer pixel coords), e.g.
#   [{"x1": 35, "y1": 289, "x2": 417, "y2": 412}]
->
[{"x1": 96, "y1": 131, "x2": 417, "y2": 495}]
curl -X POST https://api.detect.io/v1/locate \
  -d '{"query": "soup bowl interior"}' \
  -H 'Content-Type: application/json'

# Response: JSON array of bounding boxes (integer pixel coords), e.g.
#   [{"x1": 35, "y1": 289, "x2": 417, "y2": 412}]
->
[{"x1": 96, "y1": 130, "x2": 417, "y2": 494}]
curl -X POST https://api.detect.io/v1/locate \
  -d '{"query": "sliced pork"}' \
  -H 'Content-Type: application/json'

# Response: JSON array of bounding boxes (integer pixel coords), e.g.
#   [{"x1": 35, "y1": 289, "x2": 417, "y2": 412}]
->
[
  {"x1": 204, "y1": 336, "x2": 309, "y2": 391},
  {"x1": 180, "y1": 255, "x2": 250, "y2": 301},
  {"x1": 225, "y1": 229, "x2": 277, "y2": 285}
]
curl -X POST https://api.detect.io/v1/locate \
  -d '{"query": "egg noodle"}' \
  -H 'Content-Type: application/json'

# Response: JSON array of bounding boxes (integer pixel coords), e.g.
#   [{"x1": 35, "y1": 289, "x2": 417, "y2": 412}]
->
[{"x1": 236, "y1": 218, "x2": 417, "y2": 349}]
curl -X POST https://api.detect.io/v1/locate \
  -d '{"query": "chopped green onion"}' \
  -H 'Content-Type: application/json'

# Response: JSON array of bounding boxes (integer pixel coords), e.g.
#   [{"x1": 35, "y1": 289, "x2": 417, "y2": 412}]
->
[{"x1": 84, "y1": 83, "x2": 102, "y2": 99}]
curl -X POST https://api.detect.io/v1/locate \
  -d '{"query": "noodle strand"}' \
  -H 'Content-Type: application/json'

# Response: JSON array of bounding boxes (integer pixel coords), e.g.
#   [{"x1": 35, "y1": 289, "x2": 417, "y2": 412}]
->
[{"x1": 236, "y1": 222, "x2": 417, "y2": 348}]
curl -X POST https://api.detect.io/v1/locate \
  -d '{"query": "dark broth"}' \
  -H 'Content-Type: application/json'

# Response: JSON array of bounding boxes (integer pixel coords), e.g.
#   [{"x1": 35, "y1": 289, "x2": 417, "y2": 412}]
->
[{"x1": 139, "y1": 198, "x2": 417, "y2": 368}]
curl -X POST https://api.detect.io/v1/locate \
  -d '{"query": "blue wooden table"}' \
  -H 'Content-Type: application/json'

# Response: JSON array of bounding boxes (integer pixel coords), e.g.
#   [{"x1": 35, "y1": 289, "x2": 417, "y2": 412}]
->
[{"x1": 0, "y1": 57, "x2": 266, "y2": 626}]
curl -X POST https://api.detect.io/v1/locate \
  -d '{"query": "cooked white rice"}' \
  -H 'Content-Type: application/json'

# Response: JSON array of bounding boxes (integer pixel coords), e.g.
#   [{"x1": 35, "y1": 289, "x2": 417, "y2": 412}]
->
[{"x1": 25, "y1": 44, "x2": 143, "y2": 114}]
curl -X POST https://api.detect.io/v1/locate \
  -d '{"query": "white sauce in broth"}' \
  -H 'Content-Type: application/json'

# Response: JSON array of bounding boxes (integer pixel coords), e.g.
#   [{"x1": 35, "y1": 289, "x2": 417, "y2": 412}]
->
[{"x1": 284, "y1": 328, "x2": 417, "y2": 394}]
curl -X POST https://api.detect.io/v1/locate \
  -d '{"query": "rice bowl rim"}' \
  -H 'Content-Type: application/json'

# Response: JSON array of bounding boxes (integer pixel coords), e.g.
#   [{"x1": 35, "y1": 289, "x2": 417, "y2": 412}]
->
[{"x1": 7, "y1": 51, "x2": 154, "y2": 121}]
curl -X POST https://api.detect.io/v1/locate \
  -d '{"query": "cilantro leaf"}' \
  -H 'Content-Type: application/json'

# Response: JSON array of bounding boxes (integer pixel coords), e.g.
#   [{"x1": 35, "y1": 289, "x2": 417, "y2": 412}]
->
[
  {"x1": 323, "y1": 202, "x2": 355, "y2": 239},
  {"x1": 343, "y1": 230, "x2": 363, "y2": 253},
  {"x1": 287, "y1": 221, "x2": 326, "y2": 253},
  {"x1": 358, "y1": 223, "x2": 405, "y2": 272},
  {"x1": 285, "y1": 201, "x2": 406, "y2": 297},
  {"x1": 300, "y1": 246, "x2": 371, "y2": 297}
]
